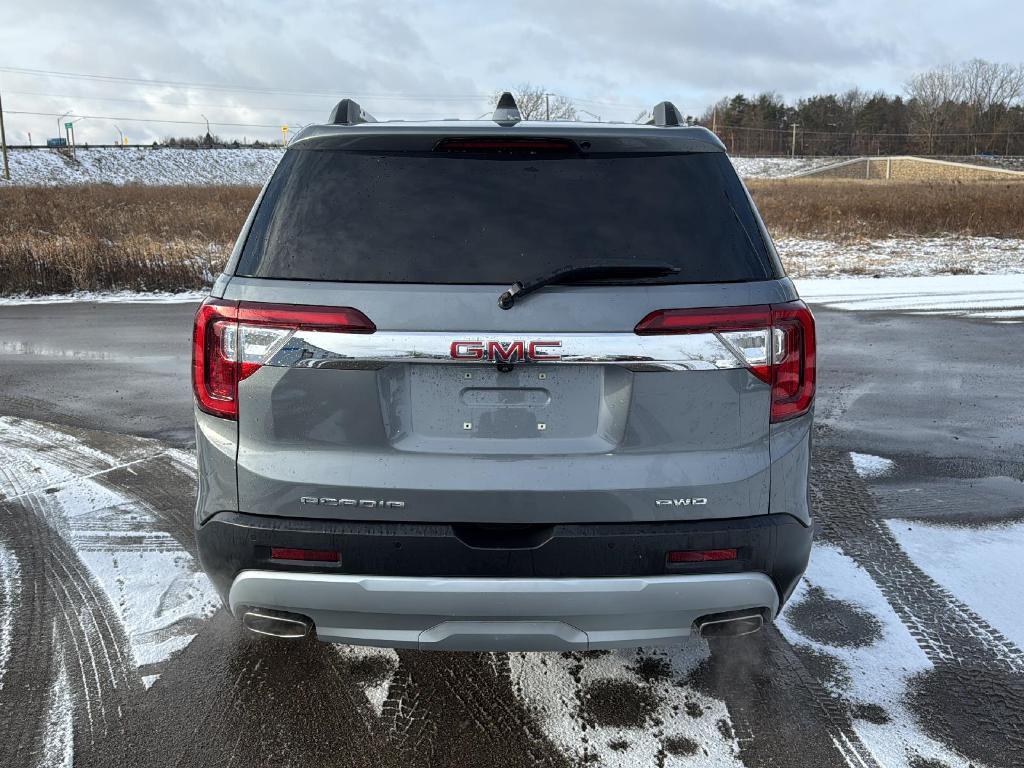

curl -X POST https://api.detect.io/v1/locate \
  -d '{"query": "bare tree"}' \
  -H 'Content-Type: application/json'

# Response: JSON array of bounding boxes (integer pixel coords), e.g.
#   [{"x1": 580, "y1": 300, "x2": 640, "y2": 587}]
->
[
  {"x1": 907, "y1": 60, "x2": 1024, "y2": 152},
  {"x1": 905, "y1": 63, "x2": 966, "y2": 152},
  {"x1": 960, "y1": 58, "x2": 1024, "y2": 112},
  {"x1": 493, "y1": 85, "x2": 576, "y2": 121}
]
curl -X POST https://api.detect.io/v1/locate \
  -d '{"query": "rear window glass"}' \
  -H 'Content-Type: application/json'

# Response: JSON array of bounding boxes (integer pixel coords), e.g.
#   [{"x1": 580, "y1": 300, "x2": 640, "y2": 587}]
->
[{"x1": 236, "y1": 149, "x2": 778, "y2": 284}]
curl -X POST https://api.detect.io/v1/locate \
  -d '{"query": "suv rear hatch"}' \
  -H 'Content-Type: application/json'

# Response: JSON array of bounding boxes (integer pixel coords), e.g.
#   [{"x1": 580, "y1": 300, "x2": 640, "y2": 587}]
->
[{"x1": 203, "y1": 134, "x2": 807, "y2": 525}]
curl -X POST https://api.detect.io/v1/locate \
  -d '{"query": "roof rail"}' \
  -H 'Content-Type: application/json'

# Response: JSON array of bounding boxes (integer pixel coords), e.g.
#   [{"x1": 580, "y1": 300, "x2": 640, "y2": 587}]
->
[
  {"x1": 329, "y1": 99, "x2": 377, "y2": 125},
  {"x1": 651, "y1": 101, "x2": 684, "y2": 127},
  {"x1": 492, "y1": 92, "x2": 522, "y2": 126}
]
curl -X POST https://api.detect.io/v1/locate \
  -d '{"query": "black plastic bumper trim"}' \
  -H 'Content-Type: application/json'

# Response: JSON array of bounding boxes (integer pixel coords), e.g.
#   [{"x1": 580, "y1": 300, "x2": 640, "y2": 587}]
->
[{"x1": 197, "y1": 512, "x2": 812, "y2": 608}]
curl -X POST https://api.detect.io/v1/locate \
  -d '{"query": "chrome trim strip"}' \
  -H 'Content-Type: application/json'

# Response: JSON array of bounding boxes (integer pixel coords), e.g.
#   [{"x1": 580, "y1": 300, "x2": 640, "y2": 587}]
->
[{"x1": 263, "y1": 330, "x2": 760, "y2": 372}]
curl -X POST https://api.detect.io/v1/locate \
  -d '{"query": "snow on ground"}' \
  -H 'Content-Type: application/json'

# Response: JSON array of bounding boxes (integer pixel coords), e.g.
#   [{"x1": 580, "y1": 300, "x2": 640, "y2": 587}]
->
[
  {"x1": 0, "y1": 148, "x2": 829, "y2": 186},
  {"x1": 778, "y1": 236, "x2": 1024, "y2": 279},
  {"x1": 887, "y1": 520, "x2": 1024, "y2": 650},
  {"x1": 0, "y1": 147, "x2": 283, "y2": 186},
  {"x1": 850, "y1": 452, "x2": 895, "y2": 479},
  {"x1": 778, "y1": 544, "x2": 972, "y2": 768},
  {"x1": 0, "y1": 417, "x2": 220, "y2": 684},
  {"x1": 0, "y1": 543, "x2": 19, "y2": 691},
  {"x1": 39, "y1": 644, "x2": 75, "y2": 768},
  {"x1": 0, "y1": 290, "x2": 207, "y2": 306},
  {"x1": 332, "y1": 645, "x2": 400, "y2": 717},
  {"x1": 730, "y1": 156, "x2": 844, "y2": 179},
  {"x1": 510, "y1": 643, "x2": 742, "y2": 767},
  {"x1": 794, "y1": 273, "x2": 1024, "y2": 322}
]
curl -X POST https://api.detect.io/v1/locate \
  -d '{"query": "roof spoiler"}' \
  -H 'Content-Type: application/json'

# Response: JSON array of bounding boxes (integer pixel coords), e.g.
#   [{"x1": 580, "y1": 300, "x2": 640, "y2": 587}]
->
[
  {"x1": 650, "y1": 101, "x2": 684, "y2": 127},
  {"x1": 492, "y1": 92, "x2": 522, "y2": 126},
  {"x1": 329, "y1": 99, "x2": 378, "y2": 125}
]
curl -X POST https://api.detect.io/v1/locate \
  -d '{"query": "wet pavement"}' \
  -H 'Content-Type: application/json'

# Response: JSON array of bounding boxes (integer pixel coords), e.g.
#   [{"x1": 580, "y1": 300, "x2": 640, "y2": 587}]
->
[{"x1": 0, "y1": 302, "x2": 1022, "y2": 768}]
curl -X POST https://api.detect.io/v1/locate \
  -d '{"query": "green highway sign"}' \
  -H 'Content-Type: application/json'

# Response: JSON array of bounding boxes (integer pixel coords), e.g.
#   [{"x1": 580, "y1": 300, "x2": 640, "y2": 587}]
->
[{"x1": 64, "y1": 122, "x2": 73, "y2": 129}]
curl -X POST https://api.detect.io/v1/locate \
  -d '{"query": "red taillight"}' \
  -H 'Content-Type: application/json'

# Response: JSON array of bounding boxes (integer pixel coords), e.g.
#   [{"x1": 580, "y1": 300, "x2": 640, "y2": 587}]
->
[
  {"x1": 192, "y1": 298, "x2": 376, "y2": 420},
  {"x1": 667, "y1": 548, "x2": 738, "y2": 563},
  {"x1": 769, "y1": 303, "x2": 816, "y2": 422},
  {"x1": 634, "y1": 301, "x2": 815, "y2": 423},
  {"x1": 270, "y1": 547, "x2": 340, "y2": 563},
  {"x1": 193, "y1": 299, "x2": 239, "y2": 420},
  {"x1": 635, "y1": 305, "x2": 771, "y2": 335}
]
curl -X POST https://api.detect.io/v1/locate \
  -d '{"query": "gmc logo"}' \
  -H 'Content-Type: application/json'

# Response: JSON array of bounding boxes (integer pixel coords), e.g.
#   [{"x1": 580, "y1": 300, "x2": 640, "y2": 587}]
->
[{"x1": 450, "y1": 340, "x2": 562, "y2": 362}]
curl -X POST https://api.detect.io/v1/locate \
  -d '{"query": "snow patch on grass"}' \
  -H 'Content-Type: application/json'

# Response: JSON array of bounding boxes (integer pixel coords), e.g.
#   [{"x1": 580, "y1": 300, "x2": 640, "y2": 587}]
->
[
  {"x1": 850, "y1": 452, "x2": 895, "y2": 479},
  {"x1": 731, "y1": 157, "x2": 844, "y2": 179},
  {"x1": 778, "y1": 545, "x2": 969, "y2": 768},
  {"x1": 1, "y1": 147, "x2": 283, "y2": 187},
  {"x1": 887, "y1": 519, "x2": 1024, "y2": 650},
  {"x1": 0, "y1": 290, "x2": 206, "y2": 306},
  {"x1": 779, "y1": 236, "x2": 1024, "y2": 279}
]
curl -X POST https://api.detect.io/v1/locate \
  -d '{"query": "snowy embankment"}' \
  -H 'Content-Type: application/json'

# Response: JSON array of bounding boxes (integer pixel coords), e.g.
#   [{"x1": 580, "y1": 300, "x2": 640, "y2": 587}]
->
[
  {"x1": 0, "y1": 147, "x2": 285, "y2": 186},
  {"x1": 0, "y1": 147, "x2": 827, "y2": 186}
]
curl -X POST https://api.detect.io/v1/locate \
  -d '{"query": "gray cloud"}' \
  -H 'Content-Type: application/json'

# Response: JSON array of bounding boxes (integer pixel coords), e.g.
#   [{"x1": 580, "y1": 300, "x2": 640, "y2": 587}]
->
[{"x1": 0, "y1": 0, "x2": 1020, "y2": 143}]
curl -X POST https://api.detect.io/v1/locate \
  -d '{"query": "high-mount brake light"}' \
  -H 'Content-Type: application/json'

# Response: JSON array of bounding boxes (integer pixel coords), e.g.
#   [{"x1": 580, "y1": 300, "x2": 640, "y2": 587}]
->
[
  {"x1": 192, "y1": 299, "x2": 375, "y2": 420},
  {"x1": 634, "y1": 302, "x2": 815, "y2": 423},
  {"x1": 434, "y1": 137, "x2": 578, "y2": 153}
]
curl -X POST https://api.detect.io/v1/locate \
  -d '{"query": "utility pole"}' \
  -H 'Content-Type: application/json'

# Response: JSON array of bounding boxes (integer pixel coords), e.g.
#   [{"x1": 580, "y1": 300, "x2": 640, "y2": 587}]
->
[
  {"x1": 790, "y1": 123, "x2": 799, "y2": 158},
  {"x1": 545, "y1": 93, "x2": 550, "y2": 121},
  {"x1": 0, "y1": 83, "x2": 10, "y2": 180},
  {"x1": 711, "y1": 106, "x2": 717, "y2": 134}
]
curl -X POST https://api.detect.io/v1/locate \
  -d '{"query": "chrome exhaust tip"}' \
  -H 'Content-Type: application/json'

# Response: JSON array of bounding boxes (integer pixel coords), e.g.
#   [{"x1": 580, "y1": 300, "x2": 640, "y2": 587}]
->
[
  {"x1": 242, "y1": 609, "x2": 312, "y2": 639},
  {"x1": 695, "y1": 611, "x2": 765, "y2": 639}
]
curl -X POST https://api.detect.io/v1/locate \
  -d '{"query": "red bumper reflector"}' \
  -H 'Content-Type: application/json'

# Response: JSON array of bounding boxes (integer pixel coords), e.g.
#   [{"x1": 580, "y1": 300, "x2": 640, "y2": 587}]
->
[
  {"x1": 270, "y1": 547, "x2": 340, "y2": 563},
  {"x1": 667, "y1": 548, "x2": 738, "y2": 563}
]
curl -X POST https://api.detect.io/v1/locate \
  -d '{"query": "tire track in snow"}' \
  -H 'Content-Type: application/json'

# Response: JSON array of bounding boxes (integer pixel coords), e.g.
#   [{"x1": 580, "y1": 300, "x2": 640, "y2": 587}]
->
[
  {"x1": 695, "y1": 628, "x2": 882, "y2": 768},
  {"x1": 39, "y1": 636, "x2": 75, "y2": 768},
  {"x1": 0, "y1": 418, "x2": 218, "y2": 767},
  {"x1": 0, "y1": 491, "x2": 140, "y2": 767},
  {"x1": 0, "y1": 541, "x2": 20, "y2": 691},
  {"x1": 811, "y1": 447, "x2": 1024, "y2": 766}
]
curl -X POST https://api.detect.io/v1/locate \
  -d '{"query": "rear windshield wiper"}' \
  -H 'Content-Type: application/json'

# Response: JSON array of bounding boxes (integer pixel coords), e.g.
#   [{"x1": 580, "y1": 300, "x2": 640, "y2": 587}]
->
[{"x1": 498, "y1": 263, "x2": 681, "y2": 310}]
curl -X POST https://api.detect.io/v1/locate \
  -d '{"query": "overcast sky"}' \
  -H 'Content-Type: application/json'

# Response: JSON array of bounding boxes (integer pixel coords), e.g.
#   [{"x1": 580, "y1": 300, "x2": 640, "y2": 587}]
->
[{"x1": 1, "y1": 0, "x2": 1021, "y2": 144}]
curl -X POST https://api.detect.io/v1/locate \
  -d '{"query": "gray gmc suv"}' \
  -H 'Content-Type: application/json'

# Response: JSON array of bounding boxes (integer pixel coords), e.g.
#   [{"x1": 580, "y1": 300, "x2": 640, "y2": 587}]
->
[{"x1": 192, "y1": 94, "x2": 815, "y2": 651}]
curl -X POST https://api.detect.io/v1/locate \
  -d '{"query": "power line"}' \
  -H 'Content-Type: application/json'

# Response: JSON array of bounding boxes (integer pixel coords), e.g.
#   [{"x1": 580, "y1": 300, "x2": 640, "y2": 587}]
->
[
  {"x1": 0, "y1": 64, "x2": 654, "y2": 112},
  {"x1": 0, "y1": 65, "x2": 490, "y2": 101},
  {"x1": 3, "y1": 89, "x2": 337, "y2": 113},
  {"x1": 6, "y1": 110, "x2": 289, "y2": 129},
  {"x1": 714, "y1": 122, "x2": 1024, "y2": 138}
]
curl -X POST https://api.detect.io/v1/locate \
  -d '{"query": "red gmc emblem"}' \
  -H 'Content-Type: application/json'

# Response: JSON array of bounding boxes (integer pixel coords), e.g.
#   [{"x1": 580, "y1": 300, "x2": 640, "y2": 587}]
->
[{"x1": 450, "y1": 340, "x2": 562, "y2": 362}]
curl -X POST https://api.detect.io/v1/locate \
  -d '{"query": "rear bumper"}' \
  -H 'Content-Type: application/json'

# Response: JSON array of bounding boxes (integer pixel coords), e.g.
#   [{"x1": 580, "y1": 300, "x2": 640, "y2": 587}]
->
[
  {"x1": 228, "y1": 570, "x2": 779, "y2": 650},
  {"x1": 198, "y1": 511, "x2": 810, "y2": 649}
]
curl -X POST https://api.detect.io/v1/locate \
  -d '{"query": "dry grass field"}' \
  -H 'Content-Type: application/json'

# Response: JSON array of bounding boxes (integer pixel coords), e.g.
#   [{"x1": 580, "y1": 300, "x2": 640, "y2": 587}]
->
[
  {"x1": 748, "y1": 179, "x2": 1024, "y2": 240},
  {"x1": 2, "y1": 181, "x2": 1023, "y2": 294},
  {"x1": 0, "y1": 186, "x2": 254, "y2": 295}
]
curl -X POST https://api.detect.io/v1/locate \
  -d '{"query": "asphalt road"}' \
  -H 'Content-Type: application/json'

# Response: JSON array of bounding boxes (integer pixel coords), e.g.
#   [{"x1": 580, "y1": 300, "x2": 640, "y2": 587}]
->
[{"x1": 0, "y1": 301, "x2": 1022, "y2": 768}]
